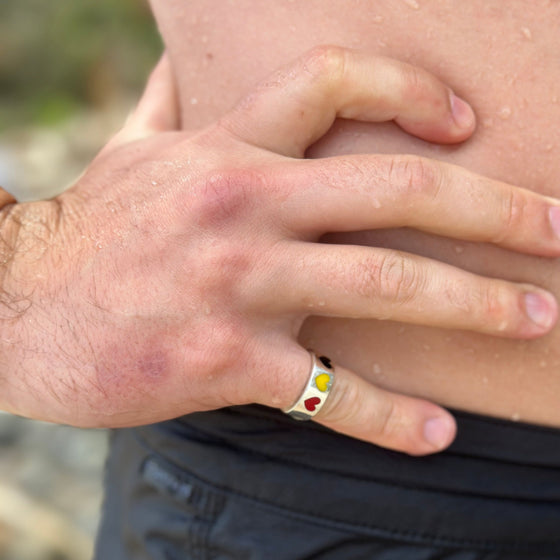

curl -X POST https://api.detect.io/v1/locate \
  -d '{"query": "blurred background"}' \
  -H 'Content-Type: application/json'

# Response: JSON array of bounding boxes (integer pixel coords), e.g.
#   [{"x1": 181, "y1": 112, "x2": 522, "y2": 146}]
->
[{"x1": 0, "y1": 1, "x2": 161, "y2": 558}]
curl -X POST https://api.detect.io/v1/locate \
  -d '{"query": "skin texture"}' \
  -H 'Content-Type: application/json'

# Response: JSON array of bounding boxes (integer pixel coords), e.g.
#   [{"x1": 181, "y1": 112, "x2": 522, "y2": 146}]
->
[
  {"x1": 2, "y1": 48, "x2": 560, "y2": 456},
  {"x1": 150, "y1": 0, "x2": 560, "y2": 427}
]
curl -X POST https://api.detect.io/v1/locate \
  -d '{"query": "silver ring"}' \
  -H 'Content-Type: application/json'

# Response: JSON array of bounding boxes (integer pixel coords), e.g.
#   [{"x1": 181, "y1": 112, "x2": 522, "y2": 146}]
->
[{"x1": 283, "y1": 351, "x2": 335, "y2": 421}]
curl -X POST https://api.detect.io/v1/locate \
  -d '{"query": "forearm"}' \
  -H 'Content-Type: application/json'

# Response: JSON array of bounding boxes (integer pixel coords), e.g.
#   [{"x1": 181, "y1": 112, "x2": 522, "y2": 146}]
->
[{"x1": 0, "y1": 195, "x2": 71, "y2": 420}]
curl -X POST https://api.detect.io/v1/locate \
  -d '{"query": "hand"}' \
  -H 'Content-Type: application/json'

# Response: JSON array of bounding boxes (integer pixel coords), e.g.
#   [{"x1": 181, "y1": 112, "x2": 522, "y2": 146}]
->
[{"x1": 2, "y1": 47, "x2": 559, "y2": 456}]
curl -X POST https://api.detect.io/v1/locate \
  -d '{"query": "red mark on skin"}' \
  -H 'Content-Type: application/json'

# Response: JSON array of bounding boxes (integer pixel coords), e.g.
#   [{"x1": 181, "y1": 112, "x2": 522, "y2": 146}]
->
[
  {"x1": 304, "y1": 397, "x2": 321, "y2": 412},
  {"x1": 95, "y1": 345, "x2": 169, "y2": 403},
  {"x1": 136, "y1": 351, "x2": 168, "y2": 381}
]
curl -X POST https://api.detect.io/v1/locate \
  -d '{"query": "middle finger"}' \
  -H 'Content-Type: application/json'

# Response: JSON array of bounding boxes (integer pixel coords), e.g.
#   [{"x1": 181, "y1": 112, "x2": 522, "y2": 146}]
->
[{"x1": 276, "y1": 155, "x2": 560, "y2": 257}]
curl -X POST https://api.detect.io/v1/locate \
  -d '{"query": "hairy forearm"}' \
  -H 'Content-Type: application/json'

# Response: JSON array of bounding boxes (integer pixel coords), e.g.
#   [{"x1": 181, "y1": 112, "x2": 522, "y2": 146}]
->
[{"x1": 0, "y1": 195, "x2": 89, "y2": 424}]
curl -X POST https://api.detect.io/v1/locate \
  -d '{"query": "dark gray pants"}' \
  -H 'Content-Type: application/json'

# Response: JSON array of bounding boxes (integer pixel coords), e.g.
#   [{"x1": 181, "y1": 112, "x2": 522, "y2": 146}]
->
[{"x1": 94, "y1": 406, "x2": 560, "y2": 559}]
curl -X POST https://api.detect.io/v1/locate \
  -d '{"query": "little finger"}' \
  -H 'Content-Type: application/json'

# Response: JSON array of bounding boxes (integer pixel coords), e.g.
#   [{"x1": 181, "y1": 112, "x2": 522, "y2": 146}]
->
[{"x1": 260, "y1": 347, "x2": 456, "y2": 455}]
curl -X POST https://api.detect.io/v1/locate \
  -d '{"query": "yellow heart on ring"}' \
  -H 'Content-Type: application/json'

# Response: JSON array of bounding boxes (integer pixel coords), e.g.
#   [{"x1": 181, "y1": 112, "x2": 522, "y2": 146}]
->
[{"x1": 315, "y1": 373, "x2": 331, "y2": 392}]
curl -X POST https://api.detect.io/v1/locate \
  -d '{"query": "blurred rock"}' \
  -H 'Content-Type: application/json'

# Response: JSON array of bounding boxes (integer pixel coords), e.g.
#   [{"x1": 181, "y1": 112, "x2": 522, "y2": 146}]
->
[
  {"x1": 2, "y1": 98, "x2": 136, "y2": 201},
  {"x1": 0, "y1": 412, "x2": 108, "y2": 560}
]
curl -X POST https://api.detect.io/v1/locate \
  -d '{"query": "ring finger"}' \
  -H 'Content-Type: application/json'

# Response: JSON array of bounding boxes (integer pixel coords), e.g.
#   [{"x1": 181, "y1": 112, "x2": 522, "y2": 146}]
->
[{"x1": 256, "y1": 242, "x2": 557, "y2": 338}]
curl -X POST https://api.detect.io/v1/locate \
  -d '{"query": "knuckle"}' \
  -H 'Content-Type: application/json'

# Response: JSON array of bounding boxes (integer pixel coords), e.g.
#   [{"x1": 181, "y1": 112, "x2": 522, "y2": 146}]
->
[
  {"x1": 190, "y1": 318, "x2": 250, "y2": 379},
  {"x1": 401, "y1": 65, "x2": 426, "y2": 100},
  {"x1": 319, "y1": 374, "x2": 363, "y2": 424},
  {"x1": 494, "y1": 188, "x2": 526, "y2": 243},
  {"x1": 373, "y1": 398, "x2": 399, "y2": 440},
  {"x1": 400, "y1": 65, "x2": 446, "y2": 111},
  {"x1": 197, "y1": 240, "x2": 254, "y2": 308},
  {"x1": 317, "y1": 157, "x2": 370, "y2": 193},
  {"x1": 209, "y1": 243, "x2": 253, "y2": 284},
  {"x1": 300, "y1": 45, "x2": 347, "y2": 88},
  {"x1": 371, "y1": 253, "x2": 423, "y2": 305},
  {"x1": 479, "y1": 283, "x2": 512, "y2": 331},
  {"x1": 387, "y1": 156, "x2": 442, "y2": 200},
  {"x1": 194, "y1": 168, "x2": 266, "y2": 230}
]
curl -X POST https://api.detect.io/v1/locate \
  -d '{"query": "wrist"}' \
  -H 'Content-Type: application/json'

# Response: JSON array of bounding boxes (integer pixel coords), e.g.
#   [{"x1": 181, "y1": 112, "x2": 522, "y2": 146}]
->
[{"x1": 0, "y1": 196, "x2": 64, "y2": 415}]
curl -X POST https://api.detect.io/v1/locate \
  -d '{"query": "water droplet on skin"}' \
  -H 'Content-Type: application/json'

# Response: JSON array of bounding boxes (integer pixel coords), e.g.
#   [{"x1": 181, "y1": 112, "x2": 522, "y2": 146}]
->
[
  {"x1": 372, "y1": 199, "x2": 382, "y2": 209},
  {"x1": 403, "y1": 0, "x2": 420, "y2": 9},
  {"x1": 373, "y1": 363, "x2": 382, "y2": 374},
  {"x1": 498, "y1": 106, "x2": 512, "y2": 120},
  {"x1": 511, "y1": 412, "x2": 521, "y2": 422},
  {"x1": 521, "y1": 27, "x2": 532, "y2": 40},
  {"x1": 190, "y1": 98, "x2": 199, "y2": 105},
  {"x1": 318, "y1": 300, "x2": 326, "y2": 307},
  {"x1": 151, "y1": 180, "x2": 158, "y2": 186},
  {"x1": 497, "y1": 321, "x2": 508, "y2": 331},
  {"x1": 373, "y1": 15, "x2": 384, "y2": 23}
]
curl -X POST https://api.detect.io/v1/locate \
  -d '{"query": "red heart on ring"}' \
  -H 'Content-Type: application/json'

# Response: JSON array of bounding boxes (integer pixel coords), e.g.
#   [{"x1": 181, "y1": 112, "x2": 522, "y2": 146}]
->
[{"x1": 304, "y1": 397, "x2": 321, "y2": 412}]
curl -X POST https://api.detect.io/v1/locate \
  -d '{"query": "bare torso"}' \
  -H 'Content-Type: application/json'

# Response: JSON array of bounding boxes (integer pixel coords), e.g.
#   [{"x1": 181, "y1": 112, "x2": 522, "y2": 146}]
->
[{"x1": 151, "y1": 0, "x2": 560, "y2": 426}]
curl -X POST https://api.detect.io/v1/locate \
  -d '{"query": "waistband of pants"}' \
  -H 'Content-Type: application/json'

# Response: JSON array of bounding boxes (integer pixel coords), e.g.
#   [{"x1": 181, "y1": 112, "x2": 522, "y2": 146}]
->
[{"x1": 135, "y1": 405, "x2": 560, "y2": 551}]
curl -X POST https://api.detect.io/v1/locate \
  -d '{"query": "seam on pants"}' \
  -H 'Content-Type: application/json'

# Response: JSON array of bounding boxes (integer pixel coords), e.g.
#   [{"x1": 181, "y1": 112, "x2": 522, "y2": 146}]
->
[{"x1": 133, "y1": 432, "x2": 560, "y2": 554}]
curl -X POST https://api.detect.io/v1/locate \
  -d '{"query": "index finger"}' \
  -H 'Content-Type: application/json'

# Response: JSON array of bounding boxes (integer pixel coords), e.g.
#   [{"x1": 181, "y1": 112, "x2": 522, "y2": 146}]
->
[{"x1": 218, "y1": 46, "x2": 475, "y2": 157}]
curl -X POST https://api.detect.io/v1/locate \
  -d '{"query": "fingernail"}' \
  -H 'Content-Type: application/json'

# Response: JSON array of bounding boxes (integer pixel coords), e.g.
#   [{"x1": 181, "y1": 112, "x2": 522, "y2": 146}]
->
[
  {"x1": 549, "y1": 206, "x2": 560, "y2": 239},
  {"x1": 524, "y1": 291, "x2": 556, "y2": 329},
  {"x1": 423, "y1": 416, "x2": 455, "y2": 450},
  {"x1": 450, "y1": 92, "x2": 475, "y2": 130}
]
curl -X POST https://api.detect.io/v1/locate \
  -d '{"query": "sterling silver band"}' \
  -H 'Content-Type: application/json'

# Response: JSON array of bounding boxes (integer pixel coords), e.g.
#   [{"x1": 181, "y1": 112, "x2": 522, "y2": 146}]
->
[{"x1": 283, "y1": 351, "x2": 335, "y2": 421}]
